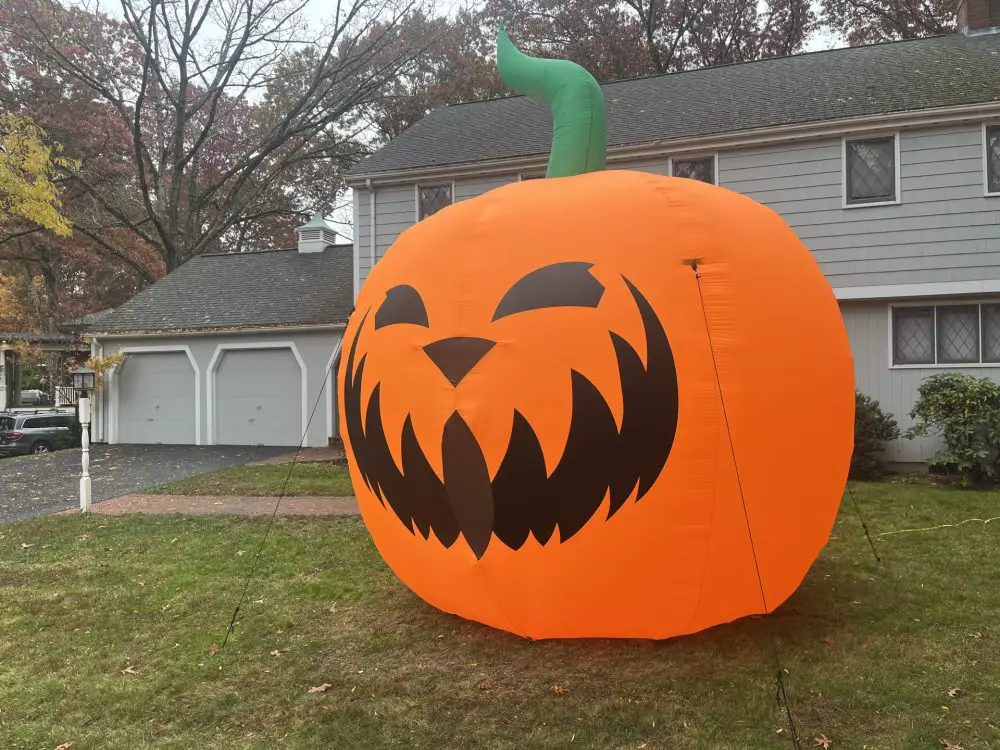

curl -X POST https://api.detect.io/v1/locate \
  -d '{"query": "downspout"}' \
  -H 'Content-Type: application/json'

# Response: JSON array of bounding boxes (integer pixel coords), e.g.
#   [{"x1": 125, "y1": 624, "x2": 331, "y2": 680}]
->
[
  {"x1": 367, "y1": 177, "x2": 376, "y2": 279},
  {"x1": 90, "y1": 338, "x2": 101, "y2": 443}
]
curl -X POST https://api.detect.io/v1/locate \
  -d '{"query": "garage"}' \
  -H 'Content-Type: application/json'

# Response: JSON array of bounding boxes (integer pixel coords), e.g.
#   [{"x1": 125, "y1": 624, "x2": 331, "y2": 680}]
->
[
  {"x1": 117, "y1": 351, "x2": 197, "y2": 444},
  {"x1": 214, "y1": 347, "x2": 303, "y2": 446}
]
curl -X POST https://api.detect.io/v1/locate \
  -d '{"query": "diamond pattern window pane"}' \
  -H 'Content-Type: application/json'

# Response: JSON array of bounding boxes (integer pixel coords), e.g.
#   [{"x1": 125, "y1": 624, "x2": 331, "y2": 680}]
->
[
  {"x1": 982, "y1": 305, "x2": 1000, "y2": 362},
  {"x1": 418, "y1": 185, "x2": 452, "y2": 220},
  {"x1": 893, "y1": 307, "x2": 934, "y2": 365},
  {"x1": 987, "y1": 126, "x2": 1000, "y2": 194},
  {"x1": 937, "y1": 306, "x2": 979, "y2": 364},
  {"x1": 846, "y1": 137, "x2": 895, "y2": 203},
  {"x1": 672, "y1": 157, "x2": 715, "y2": 184}
]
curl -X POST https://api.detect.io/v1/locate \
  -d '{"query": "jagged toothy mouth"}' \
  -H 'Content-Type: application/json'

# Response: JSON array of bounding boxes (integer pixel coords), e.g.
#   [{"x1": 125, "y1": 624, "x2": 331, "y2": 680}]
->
[{"x1": 342, "y1": 277, "x2": 679, "y2": 559}]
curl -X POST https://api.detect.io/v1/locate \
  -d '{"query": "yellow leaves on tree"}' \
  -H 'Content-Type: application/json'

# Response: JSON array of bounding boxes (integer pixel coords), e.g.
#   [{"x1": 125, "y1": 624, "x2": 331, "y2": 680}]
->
[
  {"x1": 0, "y1": 114, "x2": 74, "y2": 236},
  {"x1": 0, "y1": 273, "x2": 46, "y2": 331}
]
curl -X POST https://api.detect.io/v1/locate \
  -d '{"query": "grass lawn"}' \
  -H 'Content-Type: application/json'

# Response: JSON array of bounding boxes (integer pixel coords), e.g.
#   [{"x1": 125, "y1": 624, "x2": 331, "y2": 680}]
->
[
  {"x1": 1, "y1": 481, "x2": 998, "y2": 749},
  {"x1": 148, "y1": 461, "x2": 354, "y2": 497}
]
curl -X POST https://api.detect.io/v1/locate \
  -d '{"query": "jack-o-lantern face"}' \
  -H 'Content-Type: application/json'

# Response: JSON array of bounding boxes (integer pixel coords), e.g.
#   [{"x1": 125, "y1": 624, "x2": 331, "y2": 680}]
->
[
  {"x1": 339, "y1": 169, "x2": 854, "y2": 641},
  {"x1": 343, "y1": 261, "x2": 678, "y2": 559}
]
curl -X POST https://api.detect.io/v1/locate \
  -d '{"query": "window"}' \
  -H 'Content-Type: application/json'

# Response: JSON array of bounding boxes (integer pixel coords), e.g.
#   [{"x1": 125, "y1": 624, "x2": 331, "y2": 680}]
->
[
  {"x1": 891, "y1": 303, "x2": 1000, "y2": 366},
  {"x1": 671, "y1": 156, "x2": 716, "y2": 184},
  {"x1": 519, "y1": 173, "x2": 545, "y2": 181},
  {"x1": 417, "y1": 184, "x2": 452, "y2": 220},
  {"x1": 21, "y1": 417, "x2": 42, "y2": 428},
  {"x1": 986, "y1": 124, "x2": 1000, "y2": 195},
  {"x1": 844, "y1": 135, "x2": 897, "y2": 205}
]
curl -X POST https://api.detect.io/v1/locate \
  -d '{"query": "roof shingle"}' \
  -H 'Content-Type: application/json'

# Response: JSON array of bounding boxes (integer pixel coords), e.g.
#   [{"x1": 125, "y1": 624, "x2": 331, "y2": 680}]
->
[
  {"x1": 351, "y1": 33, "x2": 1000, "y2": 177},
  {"x1": 88, "y1": 246, "x2": 354, "y2": 334}
]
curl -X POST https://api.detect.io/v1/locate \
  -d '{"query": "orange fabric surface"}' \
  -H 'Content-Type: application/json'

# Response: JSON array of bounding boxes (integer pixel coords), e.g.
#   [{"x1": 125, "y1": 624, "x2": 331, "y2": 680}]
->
[{"x1": 338, "y1": 170, "x2": 854, "y2": 640}]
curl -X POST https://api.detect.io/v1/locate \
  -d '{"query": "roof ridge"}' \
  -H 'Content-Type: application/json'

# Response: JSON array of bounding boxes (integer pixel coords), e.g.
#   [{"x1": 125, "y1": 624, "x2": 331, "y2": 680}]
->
[{"x1": 444, "y1": 32, "x2": 955, "y2": 111}]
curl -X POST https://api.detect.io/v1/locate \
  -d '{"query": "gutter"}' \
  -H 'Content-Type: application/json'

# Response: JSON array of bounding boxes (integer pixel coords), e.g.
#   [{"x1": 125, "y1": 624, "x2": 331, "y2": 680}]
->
[
  {"x1": 86, "y1": 323, "x2": 348, "y2": 340},
  {"x1": 347, "y1": 101, "x2": 1000, "y2": 187}
]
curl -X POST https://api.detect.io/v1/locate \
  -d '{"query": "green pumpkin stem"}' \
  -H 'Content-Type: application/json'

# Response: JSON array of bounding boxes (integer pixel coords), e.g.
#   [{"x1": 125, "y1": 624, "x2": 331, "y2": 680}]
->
[{"x1": 496, "y1": 25, "x2": 607, "y2": 178}]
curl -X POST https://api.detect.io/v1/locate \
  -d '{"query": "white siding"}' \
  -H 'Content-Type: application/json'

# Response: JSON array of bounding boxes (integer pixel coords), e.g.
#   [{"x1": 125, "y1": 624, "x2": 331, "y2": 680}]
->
[
  {"x1": 455, "y1": 176, "x2": 515, "y2": 202},
  {"x1": 359, "y1": 124, "x2": 1000, "y2": 295},
  {"x1": 721, "y1": 125, "x2": 1000, "y2": 289},
  {"x1": 94, "y1": 329, "x2": 341, "y2": 449},
  {"x1": 354, "y1": 121, "x2": 1000, "y2": 464},
  {"x1": 842, "y1": 299, "x2": 1000, "y2": 464}
]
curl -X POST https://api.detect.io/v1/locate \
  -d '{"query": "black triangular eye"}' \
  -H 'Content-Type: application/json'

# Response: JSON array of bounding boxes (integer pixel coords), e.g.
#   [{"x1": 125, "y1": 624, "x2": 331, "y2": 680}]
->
[
  {"x1": 493, "y1": 262, "x2": 605, "y2": 321},
  {"x1": 375, "y1": 285, "x2": 429, "y2": 330}
]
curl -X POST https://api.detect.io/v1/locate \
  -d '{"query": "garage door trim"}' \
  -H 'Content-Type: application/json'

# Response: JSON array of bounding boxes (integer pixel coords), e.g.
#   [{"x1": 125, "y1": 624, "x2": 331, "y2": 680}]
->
[
  {"x1": 110, "y1": 345, "x2": 201, "y2": 445},
  {"x1": 206, "y1": 341, "x2": 307, "y2": 446}
]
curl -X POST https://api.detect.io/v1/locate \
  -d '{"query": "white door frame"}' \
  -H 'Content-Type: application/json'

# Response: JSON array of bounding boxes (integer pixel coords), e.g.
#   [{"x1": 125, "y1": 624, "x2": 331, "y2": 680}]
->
[
  {"x1": 206, "y1": 341, "x2": 307, "y2": 446},
  {"x1": 110, "y1": 345, "x2": 201, "y2": 445},
  {"x1": 325, "y1": 337, "x2": 344, "y2": 440}
]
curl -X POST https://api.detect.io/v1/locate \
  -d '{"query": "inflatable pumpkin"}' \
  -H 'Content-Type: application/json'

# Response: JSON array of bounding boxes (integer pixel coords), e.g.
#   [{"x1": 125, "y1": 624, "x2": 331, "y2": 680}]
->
[{"x1": 338, "y1": 28, "x2": 854, "y2": 640}]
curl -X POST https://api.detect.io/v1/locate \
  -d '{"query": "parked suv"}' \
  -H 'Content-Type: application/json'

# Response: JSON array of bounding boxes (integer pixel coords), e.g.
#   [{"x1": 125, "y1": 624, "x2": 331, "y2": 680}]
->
[{"x1": 0, "y1": 410, "x2": 79, "y2": 457}]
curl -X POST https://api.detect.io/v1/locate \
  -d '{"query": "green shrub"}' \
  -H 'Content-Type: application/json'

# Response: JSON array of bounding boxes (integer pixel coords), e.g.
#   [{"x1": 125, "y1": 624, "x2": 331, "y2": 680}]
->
[
  {"x1": 906, "y1": 372, "x2": 1000, "y2": 486},
  {"x1": 851, "y1": 391, "x2": 900, "y2": 479}
]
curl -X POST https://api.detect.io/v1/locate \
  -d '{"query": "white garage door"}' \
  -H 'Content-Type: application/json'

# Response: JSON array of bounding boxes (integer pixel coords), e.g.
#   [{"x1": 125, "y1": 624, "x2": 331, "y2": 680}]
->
[
  {"x1": 215, "y1": 348, "x2": 302, "y2": 446},
  {"x1": 118, "y1": 352, "x2": 197, "y2": 444}
]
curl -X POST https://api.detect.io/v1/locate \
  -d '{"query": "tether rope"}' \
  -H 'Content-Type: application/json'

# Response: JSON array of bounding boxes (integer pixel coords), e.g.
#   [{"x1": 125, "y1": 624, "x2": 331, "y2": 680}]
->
[
  {"x1": 689, "y1": 259, "x2": 802, "y2": 750},
  {"x1": 220, "y1": 348, "x2": 341, "y2": 651}
]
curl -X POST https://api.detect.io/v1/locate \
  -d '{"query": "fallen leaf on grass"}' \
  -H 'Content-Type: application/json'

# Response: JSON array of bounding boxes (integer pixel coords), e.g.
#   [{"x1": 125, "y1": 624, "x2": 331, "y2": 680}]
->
[
  {"x1": 814, "y1": 735, "x2": 832, "y2": 749},
  {"x1": 270, "y1": 649, "x2": 282, "y2": 657},
  {"x1": 552, "y1": 684, "x2": 568, "y2": 696},
  {"x1": 940, "y1": 740, "x2": 965, "y2": 750},
  {"x1": 20, "y1": 543, "x2": 32, "y2": 550},
  {"x1": 308, "y1": 683, "x2": 332, "y2": 693},
  {"x1": 946, "y1": 687, "x2": 961, "y2": 698},
  {"x1": 54, "y1": 742, "x2": 73, "y2": 750},
  {"x1": 209, "y1": 643, "x2": 220, "y2": 656},
  {"x1": 120, "y1": 666, "x2": 137, "y2": 675},
  {"x1": 971, "y1": 632, "x2": 984, "y2": 639},
  {"x1": 477, "y1": 681, "x2": 492, "y2": 691},
  {"x1": 822, "y1": 636, "x2": 835, "y2": 647}
]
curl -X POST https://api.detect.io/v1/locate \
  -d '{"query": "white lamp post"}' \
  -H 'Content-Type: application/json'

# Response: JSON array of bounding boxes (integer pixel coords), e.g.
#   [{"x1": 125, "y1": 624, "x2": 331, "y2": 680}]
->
[{"x1": 72, "y1": 366, "x2": 96, "y2": 513}]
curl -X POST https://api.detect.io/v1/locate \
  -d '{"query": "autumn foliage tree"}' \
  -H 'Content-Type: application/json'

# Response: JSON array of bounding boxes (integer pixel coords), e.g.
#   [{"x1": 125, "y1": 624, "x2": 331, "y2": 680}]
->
[
  {"x1": 820, "y1": 0, "x2": 957, "y2": 45},
  {"x1": 479, "y1": 0, "x2": 814, "y2": 80},
  {"x1": 2, "y1": 0, "x2": 425, "y2": 272},
  {"x1": 0, "y1": 114, "x2": 72, "y2": 236}
]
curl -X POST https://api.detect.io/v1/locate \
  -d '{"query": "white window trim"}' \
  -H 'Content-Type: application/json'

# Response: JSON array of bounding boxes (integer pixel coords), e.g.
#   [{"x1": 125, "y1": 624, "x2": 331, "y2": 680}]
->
[
  {"x1": 205, "y1": 342, "x2": 307, "y2": 446},
  {"x1": 887, "y1": 300, "x2": 1000, "y2": 369},
  {"x1": 108, "y1": 345, "x2": 201, "y2": 445},
  {"x1": 414, "y1": 181, "x2": 456, "y2": 221},
  {"x1": 983, "y1": 121, "x2": 1000, "y2": 197},
  {"x1": 842, "y1": 132, "x2": 902, "y2": 209},
  {"x1": 667, "y1": 153, "x2": 719, "y2": 185}
]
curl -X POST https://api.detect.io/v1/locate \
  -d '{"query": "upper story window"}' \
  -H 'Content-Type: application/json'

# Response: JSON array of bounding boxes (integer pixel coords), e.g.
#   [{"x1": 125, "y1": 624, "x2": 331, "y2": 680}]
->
[
  {"x1": 671, "y1": 156, "x2": 716, "y2": 184},
  {"x1": 417, "y1": 184, "x2": 452, "y2": 220},
  {"x1": 985, "y1": 124, "x2": 1000, "y2": 195},
  {"x1": 892, "y1": 302, "x2": 1000, "y2": 366},
  {"x1": 844, "y1": 135, "x2": 898, "y2": 206}
]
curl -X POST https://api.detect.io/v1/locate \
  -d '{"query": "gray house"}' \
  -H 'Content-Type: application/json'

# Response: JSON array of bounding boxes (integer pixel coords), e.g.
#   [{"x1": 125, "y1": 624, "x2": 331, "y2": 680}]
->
[
  {"x1": 346, "y1": 1, "x2": 1000, "y2": 465},
  {"x1": 86, "y1": 215, "x2": 351, "y2": 448}
]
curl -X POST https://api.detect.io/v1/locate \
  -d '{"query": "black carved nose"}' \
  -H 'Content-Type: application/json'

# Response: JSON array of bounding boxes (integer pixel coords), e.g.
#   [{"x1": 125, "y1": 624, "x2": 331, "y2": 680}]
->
[{"x1": 423, "y1": 337, "x2": 495, "y2": 386}]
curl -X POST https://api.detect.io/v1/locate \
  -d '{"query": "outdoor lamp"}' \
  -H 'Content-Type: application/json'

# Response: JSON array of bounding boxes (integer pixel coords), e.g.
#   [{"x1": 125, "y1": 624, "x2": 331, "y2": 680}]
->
[
  {"x1": 71, "y1": 365, "x2": 96, "y2": 513},
  {"x1": 72, "y1": 366, "x2": 96, "y2": 393}
]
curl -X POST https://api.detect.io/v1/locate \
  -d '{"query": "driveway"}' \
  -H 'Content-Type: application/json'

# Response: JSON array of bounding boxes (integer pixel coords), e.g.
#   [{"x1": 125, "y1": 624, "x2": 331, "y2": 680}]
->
[{"x1": 0, "y1": 445, "x2": 291, "y2": 524}]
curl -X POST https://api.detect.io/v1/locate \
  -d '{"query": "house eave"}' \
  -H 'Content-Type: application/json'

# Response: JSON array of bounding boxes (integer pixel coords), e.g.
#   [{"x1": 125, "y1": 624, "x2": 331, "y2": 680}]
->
[
  {"x1": 86, "y1": 322, "x2": 348, "y2": 340},
  {"x1": 347, "y1": 101, "x2": 1000, "y2": 187}
]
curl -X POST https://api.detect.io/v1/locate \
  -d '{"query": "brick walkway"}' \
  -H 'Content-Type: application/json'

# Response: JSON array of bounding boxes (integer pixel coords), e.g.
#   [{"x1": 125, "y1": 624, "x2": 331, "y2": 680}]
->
[{"x1": 63, "y1": 494, "x2": 359, "y2": 517}]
